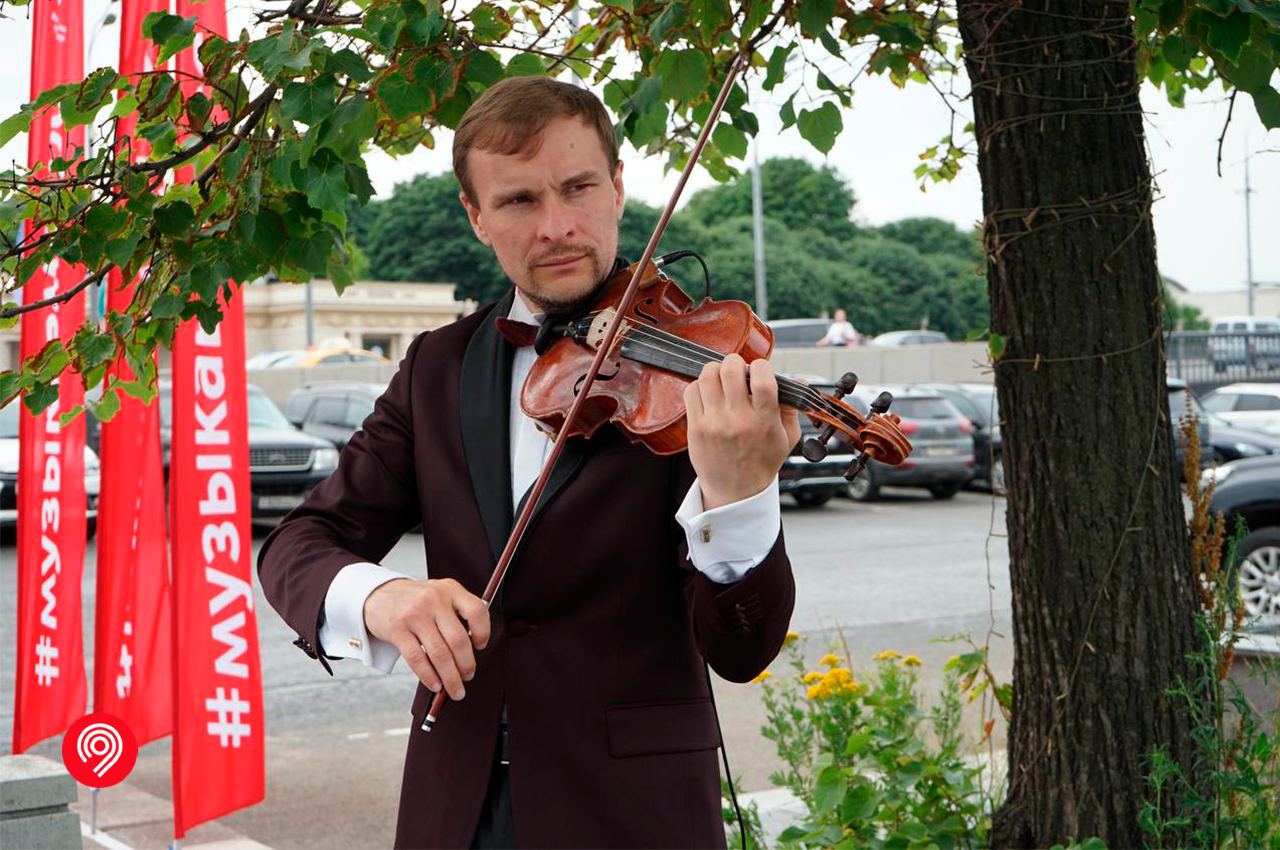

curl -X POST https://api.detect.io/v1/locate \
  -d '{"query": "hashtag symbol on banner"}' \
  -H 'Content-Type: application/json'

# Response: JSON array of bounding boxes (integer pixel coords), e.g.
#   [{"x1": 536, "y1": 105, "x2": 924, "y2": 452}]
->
[
  {"x1": 34, "y1": 637, "x2": 60, "y2": 686},
  {"x1": 205, "y1": 687, "x2": 252, "y2": 747}
]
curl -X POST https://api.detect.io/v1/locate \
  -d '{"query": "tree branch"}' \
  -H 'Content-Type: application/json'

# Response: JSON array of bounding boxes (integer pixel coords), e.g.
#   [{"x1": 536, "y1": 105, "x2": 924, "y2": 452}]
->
[{"x1": 0, "y1": 265, "x2": 106, "y2": 319}]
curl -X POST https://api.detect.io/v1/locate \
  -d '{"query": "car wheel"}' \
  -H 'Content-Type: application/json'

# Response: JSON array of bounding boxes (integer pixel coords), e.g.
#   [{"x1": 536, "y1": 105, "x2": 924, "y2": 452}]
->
[
  {"x1": 1237, "y1": 528, "x2": 1280, "y2": 624},
  {"x1": 929, "y1": 482, "x2": 963, "y2": 500},
  {"x1": 793, "y1": 491, "x2": 832, "y2": 508},
  {"x1": 845, "y1": 470, "x2": 880, "y2": 502}
]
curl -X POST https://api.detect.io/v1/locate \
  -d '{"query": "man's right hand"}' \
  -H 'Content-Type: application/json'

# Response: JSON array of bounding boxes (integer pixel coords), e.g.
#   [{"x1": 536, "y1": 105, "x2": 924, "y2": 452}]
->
[{"x1": 363, "y1": 578, "x2": 490, "y2": 701}]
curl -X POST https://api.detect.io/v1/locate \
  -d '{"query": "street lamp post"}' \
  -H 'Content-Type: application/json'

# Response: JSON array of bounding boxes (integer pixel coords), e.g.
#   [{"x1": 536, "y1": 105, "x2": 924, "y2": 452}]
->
[{"x1": 86, "y1": 1, "x2": 118, "y2": 325}]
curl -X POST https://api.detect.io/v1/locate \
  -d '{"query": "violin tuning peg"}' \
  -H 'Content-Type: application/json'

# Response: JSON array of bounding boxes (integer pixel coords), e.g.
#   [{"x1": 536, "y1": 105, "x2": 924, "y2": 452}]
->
[
  {"x1": 801, "y1": 437, "x2": 829, "y2": 462},
  {"x1": 835, "y1": 372, "x2": 858, "y2": 396},
  {"x1": 870, "y1": 391, "x2": 893, "y2": 415},
  {"x1": 844, "y1": 453, "x2": 868, "y2": 481}
]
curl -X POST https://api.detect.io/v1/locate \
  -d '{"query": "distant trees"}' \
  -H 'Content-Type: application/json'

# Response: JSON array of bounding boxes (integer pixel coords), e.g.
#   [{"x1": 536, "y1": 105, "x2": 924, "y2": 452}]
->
[{"x1": 350, "y1": 158, "x2": 991, "y2": 338}]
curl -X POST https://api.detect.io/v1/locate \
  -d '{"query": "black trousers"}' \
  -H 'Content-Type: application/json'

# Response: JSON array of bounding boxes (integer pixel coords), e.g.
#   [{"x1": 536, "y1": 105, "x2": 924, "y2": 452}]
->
[{"x1": 470, "y1": 726, "x2": 515, "y2": 849}]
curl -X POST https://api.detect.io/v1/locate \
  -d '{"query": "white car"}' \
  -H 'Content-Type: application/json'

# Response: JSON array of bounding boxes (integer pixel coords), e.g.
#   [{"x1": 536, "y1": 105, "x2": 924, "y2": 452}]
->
[
  {"x1": 0, "y1": 402, "x2": 100, "y2": 533},
  {"x1": 1202, "y1": 383, "x2": 1280, "y2": 436}
]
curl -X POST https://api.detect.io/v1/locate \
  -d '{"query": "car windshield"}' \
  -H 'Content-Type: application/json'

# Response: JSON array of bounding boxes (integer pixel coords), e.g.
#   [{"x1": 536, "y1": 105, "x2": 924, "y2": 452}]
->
[
  {"x1": 0, "y1": 402, "x2": 17, "y2": 438},
  {"x1": 248, "y1": 390, "x2": 294, "y2": 430},
  {"x1": 959, "y1": 387, "x2": 999, "y2": 427},
  {"x1": 893, "y1": 398, "x2": 957, "y2": 420}
]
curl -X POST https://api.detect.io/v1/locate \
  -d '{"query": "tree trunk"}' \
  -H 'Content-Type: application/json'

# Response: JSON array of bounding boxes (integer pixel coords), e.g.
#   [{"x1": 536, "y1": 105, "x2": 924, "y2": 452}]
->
[{"x1": 955, "y1": 2, "x2": 1204, "y2": 846}]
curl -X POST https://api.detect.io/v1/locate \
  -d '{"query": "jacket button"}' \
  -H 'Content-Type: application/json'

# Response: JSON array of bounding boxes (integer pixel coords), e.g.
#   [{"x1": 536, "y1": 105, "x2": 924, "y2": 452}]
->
[{"x1": 507, "y1": 619, "x2": 530, "y2": 638}]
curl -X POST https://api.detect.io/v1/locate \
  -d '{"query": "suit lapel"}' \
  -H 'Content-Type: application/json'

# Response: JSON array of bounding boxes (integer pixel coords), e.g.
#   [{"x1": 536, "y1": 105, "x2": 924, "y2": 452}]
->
[{"x1": 460, "y1": 289, "x2": 517, "y2": 563}]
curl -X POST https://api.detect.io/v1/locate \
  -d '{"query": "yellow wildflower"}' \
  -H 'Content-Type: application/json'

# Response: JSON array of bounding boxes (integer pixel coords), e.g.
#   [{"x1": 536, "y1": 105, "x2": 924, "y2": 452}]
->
[
  {"x1": 874, "y1": 650, "x2": 902, "y2": 662},
  {"x1": 819, "y1": 653, "x2": 842, "y2": 668},
  {"x1": 750, "y1": 670, "x2": 773, "y2": 684},
  {"x1": 903, "y1": 654, "x2": 922, "y2": 667},
  {"x1": 806, "y1": 683, "x2": 825, "y2": 700},
  {"x1": 802, "y1": 671, "x2": 823, "y2": 683},
  {"x1": 783, "y1": 630, "x2": 801, "y2": 646}
]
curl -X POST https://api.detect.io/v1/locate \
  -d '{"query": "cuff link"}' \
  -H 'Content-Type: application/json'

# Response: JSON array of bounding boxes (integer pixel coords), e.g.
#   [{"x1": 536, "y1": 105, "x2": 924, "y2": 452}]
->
[
  {"x1": 700, "y1": 525, "x2": 712, "y2": 543},
  {"x1": 348, "y1": 637, "x2": 364, "y2": 652}
]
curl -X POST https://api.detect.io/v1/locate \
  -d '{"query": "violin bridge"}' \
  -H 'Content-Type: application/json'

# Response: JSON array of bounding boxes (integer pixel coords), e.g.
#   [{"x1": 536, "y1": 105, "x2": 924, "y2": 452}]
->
[{"x1": 585, "y1": 308, "x2": 626, "y2": 351}]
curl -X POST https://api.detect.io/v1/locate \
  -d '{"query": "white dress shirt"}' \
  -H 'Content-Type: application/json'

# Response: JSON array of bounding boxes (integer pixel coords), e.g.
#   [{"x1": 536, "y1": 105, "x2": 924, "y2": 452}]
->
[{"x1": 318, "y1": 291, "x2": 782, "y2": 673}]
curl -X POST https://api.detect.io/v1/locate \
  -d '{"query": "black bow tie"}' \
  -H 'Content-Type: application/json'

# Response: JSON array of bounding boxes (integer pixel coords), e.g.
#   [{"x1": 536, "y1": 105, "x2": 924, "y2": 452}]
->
[{"x1": 496, "y1": 317, "x2": 539, "y2": 348}]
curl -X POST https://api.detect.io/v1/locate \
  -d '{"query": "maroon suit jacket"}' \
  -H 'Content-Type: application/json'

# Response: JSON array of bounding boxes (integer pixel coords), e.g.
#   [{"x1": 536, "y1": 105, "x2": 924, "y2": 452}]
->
[{"x1": 257, "y1": 290, "x2": 796, "y2": 848}]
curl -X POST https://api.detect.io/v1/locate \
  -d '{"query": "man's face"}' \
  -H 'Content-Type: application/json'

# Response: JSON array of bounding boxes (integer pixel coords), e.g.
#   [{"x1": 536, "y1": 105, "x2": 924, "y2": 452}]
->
[
  {"x1": 834, "y1": 309, "x2": 847, "y2": 322},
  {"x1": 460, "y1": 116, "x2": 625, "y2": 314}
]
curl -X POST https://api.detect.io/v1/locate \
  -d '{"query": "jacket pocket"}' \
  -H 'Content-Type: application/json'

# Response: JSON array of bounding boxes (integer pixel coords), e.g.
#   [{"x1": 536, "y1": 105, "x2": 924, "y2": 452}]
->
[{"x1": 606, "y1": 698, "x2": 720, "y2": 758}]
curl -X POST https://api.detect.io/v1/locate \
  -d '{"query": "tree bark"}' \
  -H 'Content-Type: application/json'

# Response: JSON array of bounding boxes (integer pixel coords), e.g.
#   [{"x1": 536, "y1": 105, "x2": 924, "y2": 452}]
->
[{"x1": 954, "y1": 2, "x2": 1204, "y2": 846}]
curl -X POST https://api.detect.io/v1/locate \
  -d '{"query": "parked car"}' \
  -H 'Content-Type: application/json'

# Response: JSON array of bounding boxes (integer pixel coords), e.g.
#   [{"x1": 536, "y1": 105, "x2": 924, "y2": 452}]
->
[
  {"x1": 906, "y1": 382, "x2": 1003, "y2": 493},
  {"x1": 0, "y1": 401, "x2": 101, "y2": 535},
  {"x1": 1207, "y1": 412, "x2": 1280, "y2": 464},
  {"x1": 1207, "y1": 316, "x2": 1280, "y2": 372},
  {"x1": 268, "y1": 346, "x2": 390, "y2": 368},
  {"x1": 247, "y1": 349, "x2": 306, "y2": 370},
  {"x1": 159, "y1": 382, "x2": 340, "y2": 519},
  {"x1": 868, "y1": 330, "x2": 949, "y2": 347},
  {"x1": 1206, "y1": 455, "x2": 1280, "y2": 623},
  {"x1": 779, "y1": 380, "x2": 860, "y2": 508},
  {"x1": 1201, "y1": 383, "x2": 1280, "y2": 436},
  {"x1": 284, "y1": 382, "x2": 384, "y2": 450},
  {"x1": 836, "y1": 386, "x2": 974, "y2": 501},
  {"x1": 767, "y1": 318, "x2": 834, "y2": 348}
]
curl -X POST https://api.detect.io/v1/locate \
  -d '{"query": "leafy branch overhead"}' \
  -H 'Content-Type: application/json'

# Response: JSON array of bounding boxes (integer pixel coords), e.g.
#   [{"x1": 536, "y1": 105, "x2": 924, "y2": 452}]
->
[{"x1": 0, "y1": 0, "x2": 1277, "y2": 420}]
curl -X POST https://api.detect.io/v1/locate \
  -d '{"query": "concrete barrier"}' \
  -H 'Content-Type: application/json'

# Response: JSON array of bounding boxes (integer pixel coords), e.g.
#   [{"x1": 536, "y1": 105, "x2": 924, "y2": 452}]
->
[
  {"x1": 248, "y1": 342, "x2": 996, "y2": 408},
  {"x1": 0, "y1": 755, "x2": 80, "y2": 850}
]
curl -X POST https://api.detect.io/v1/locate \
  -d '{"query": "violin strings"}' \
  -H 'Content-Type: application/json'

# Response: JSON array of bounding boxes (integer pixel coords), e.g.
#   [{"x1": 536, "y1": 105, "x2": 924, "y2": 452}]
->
[
  {"x1": 612, "y1": 319, "x2": 856, "y2": 424},
  {"x1": 616, "y1": 323, "x2": 848, "y2": 421}
]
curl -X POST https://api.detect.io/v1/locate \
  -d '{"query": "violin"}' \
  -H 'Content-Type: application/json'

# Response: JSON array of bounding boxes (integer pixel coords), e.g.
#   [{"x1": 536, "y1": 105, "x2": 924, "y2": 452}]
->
[{"x1": 522, "y1": 258, "x2": 913, "y2": 475}]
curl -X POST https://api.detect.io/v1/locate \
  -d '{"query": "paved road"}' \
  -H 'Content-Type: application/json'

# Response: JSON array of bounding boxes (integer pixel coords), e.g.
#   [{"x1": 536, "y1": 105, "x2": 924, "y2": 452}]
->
[{"x1": 0, "y1": 487, "x2": 1011, "y2": 849}]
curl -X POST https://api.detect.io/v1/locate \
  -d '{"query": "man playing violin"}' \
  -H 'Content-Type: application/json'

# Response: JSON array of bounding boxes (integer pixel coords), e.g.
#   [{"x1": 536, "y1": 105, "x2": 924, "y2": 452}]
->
[{"x1": 258, "y1": 75, "x2": 800, "y2": 849}]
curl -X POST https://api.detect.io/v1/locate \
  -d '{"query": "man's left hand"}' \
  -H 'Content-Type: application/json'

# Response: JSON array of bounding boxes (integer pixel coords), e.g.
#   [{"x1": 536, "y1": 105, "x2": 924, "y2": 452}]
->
[{"x1": 684, "y1": 354, "x2": 802, "y2": 511}]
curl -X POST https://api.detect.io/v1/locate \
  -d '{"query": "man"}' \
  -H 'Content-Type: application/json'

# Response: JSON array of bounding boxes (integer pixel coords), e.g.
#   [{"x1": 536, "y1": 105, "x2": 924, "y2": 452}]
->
[
  {"x1": 258, "y1": 76, "x2": 798, "y2": 849},
  {"x1": 816, "y1": 308, "x2": 860, "y2": 347}
]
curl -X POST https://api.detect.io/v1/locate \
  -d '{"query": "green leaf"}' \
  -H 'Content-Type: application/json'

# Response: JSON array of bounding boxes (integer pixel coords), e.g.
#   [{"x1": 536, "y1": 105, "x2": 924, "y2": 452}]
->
[
  {"x1": 655, "y1": 49, "x2": 710, "y2": 102},
  {"x1": 1252, "y1": 85, "x2": 1280, "y2": 129},
  {"x1": 814, "y1": 765, "x2": 847, "y2": 812},
  {"x1": 712, "y1": 122, "x2": 747, "y2": 159},
  {"x1": 466, "y1": 50, "x2": 505, "y2": 87},
  {"x1": 106, "y1": 229, "x2": 142, "y2": 268},
  {"x1": 1161, "y1": 35, "x2": 1196, "y2": 72},
  {"x1": 378, "y1": 72, "x2": 422, "y2": 120},
  {"x1": 92, "y1": 389, "x2": 120, "y2": 423},
  {"x1": 144, "y1": 12, "x2": 197, "y2": 63},
  {"x1": 797, "y1": 101, "x2": 842, "y2": 154},
  {"x1": 989, "y1": 332, "x2": 1006, "y2": 360},
  {"x1": 1221, "y1": 46, "x2": 1274, "y2": 93},
  {"x1": 303, "y1": 154, "x2": 350, "y2": 212},
  {"x1": 795, "y1": 0, "x2": 836, "y2": 39},
  {"x1": 649, "y1": 3, "x2": 688, "y2": 42},
  {"x1": 154, "y1": 201, "x2": 195, "y2": 237},
  {"x1": 85, "y1": 204, "x2": 127, "y2": 236},
  {"x1": 150, "y1": 292, "x2": 185, "y2": 318},
  {"x1": 111, "y1": 93, "x2": 138, "y2": 118},
  {"x1": 779, "y1": 94, "x2": 796, "y2": 129},
  {"x1": 840, "y1": 783, "x2": 881, "y2": 822},
  {"x1": 75, "y1": 67, "x2": 119, "y2": 113},
  {"x1": 0, "y1": 110, "x2": 33, "y2": 148},
  {"x1": 1206, "y1": 10, "x2": 1253, "y2": 62},
  {"x1": 345, "y1": 163, "x2": 375, "y2": 204},
  {"x1": 326, "y1": 48, "x2": 374, "y2": 83},
  {"x1": 0, "y1": 371, "x2": 21, "y2": 404},
  {"x1": 763, "y1": 45, "x2": 792, "y2": 92},
  {"x1": 470, "y1": 3, "x2": 511, "y2": 42},
  {"x1": 281, "y1": 77, "x2": 338, "y2": 125},
  {"x1": 688, "y1": 0, "x2": 729, "y2": 40},
  {"x1": 506, "y1": 53, "x2": 544, "y2": 77},
  {"x1": 24, "y1": 383, "x2": 59, "y2": 415}
]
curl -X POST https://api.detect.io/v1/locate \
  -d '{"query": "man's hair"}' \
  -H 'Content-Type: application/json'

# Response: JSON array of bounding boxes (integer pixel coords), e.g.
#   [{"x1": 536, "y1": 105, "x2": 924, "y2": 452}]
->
[{"x1": 452, "y1": 76, "x2": 619, "y2": 205}]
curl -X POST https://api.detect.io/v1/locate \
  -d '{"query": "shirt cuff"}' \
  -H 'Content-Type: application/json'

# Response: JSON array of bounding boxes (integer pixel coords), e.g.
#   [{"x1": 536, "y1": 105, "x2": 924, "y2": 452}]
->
[
  {"x1": 319, "y1": 562, "x2": 411, "y2": 673},
  {"x1": 675, "y1": 476, "x2": 781, "y2": 584}
]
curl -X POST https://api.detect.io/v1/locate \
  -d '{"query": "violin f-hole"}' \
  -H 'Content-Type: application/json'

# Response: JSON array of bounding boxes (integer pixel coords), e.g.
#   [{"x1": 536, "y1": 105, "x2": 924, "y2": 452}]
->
[{"x1": 573, "y1": 360, "x2": 621, "y2": 396}]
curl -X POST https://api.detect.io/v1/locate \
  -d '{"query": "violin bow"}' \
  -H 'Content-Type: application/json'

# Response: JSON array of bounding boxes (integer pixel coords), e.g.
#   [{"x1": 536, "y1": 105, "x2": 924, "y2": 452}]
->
[{"x1": 420, "y1": 49, "x2": 751, "y2": 732}]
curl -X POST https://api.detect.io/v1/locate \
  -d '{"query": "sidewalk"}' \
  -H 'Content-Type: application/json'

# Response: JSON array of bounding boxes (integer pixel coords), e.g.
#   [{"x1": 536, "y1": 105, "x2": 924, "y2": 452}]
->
[{"x1": 74, "y1": 782, "x2": 269, "y2": 850}]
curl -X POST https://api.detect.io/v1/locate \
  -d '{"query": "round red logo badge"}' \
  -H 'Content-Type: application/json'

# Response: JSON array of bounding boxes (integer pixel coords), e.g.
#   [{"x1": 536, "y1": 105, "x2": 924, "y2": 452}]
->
[{"x1": 61, "y1": 712, "x2": 138, "y2": 788}]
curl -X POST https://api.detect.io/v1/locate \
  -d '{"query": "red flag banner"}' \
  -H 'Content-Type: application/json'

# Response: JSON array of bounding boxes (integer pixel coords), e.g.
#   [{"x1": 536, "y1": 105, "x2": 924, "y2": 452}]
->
[
  {"x1": 93, "y1": 0, "x2": 173, "y2": 747},
  {"x1": 169, "y1": 0, "x2": 265, "y2": 834},
  {"x1": 13, "y1": 0, "x2": 89, "y2": 754}
]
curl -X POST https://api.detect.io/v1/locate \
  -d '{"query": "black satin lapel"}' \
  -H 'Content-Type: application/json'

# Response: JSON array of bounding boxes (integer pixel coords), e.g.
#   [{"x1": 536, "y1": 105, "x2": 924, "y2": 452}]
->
[
  {"x1": 460, "y1": 289, "x2": 517, "y2": 562},
  {"x1": 514, "y1": 436, "x2": 592, "y2": 525}
]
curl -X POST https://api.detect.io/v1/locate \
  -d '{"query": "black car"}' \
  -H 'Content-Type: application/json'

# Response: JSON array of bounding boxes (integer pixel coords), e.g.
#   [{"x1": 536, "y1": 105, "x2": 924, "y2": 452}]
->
[
  {"x1": 283, "y1": 382, "x2": 384, "y2": 450},
  {"x1": 780, "y1": 386, "x2": 859, "y2": 508},
  {"x1": 160, "y1": 382, "x2": 340, "y2": 519},
  {"x1": 908, "y1": 382, "x2": 1003, "y2": 493},
  {"x1": 1207, "y1": 455, "x2": 1280, "y2": 623},
  {"x1": 1207, "y1": 412, "x2": 1280, "y2": 464}
]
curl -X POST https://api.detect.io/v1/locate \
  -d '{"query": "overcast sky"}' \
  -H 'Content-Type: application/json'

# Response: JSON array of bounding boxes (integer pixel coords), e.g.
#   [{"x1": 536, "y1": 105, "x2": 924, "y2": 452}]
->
[{"x1": 1, "y1": 3, "x2": 1277, "y2": 294}]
